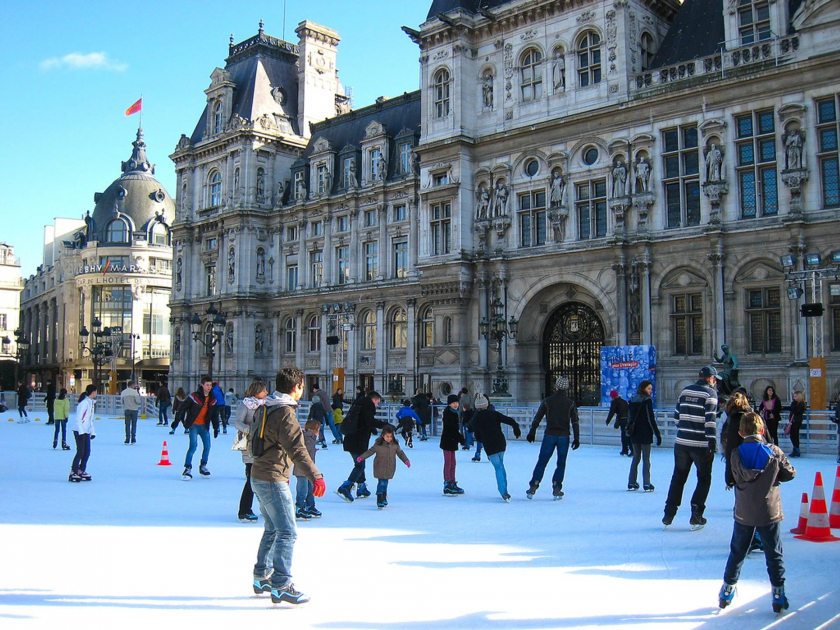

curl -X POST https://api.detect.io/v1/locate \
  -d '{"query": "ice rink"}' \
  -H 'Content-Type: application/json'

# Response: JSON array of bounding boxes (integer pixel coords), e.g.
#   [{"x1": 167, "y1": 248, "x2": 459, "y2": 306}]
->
[{"x1": 1, "y1": 409, "x2": 839, "y2": 629}]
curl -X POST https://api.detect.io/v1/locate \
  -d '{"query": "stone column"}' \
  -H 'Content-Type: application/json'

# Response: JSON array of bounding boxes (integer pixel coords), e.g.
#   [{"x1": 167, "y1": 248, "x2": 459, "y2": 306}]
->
[
  {"x1": 408, "y1": 200, "x2": 419, "y2": 270},
  {"x1": 295, "y1": 308, "x2": 304, "y2": 368},
  {"x1": 640, "y1": 255, "x2": 652, "y2": 346},
  {"x1": 707, "y1": 245, "x2": 726, "y2": 353},
  {"x1": 375, "y1": 300, "x2": 386, "y2": 392},
  {"x1": 611, "y1": 259, "x2": 627, "y2": 345},
  {"x1": 323, "y1": 214, "x2": 333, "y2": 287},
  {"x1": 791, "y1": 243, "x2": 808, "y2": 362},
  {"x1": 349, "y1": 209, "x2": 360, "y2": 283},
  {"x1": 378, "y1": 204, "x2": 388, "y2": 280},
  {"x1": 298, "y1": 220, "x2": 308, "y2": 289},
  {"x1": 405, "y1": 298, "x2": 417, "y2": 396}
]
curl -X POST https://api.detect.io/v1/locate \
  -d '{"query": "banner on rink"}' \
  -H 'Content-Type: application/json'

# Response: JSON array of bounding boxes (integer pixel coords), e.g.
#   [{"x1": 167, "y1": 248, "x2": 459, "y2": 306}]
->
[{"x1": 600, "y1": 345, "x2": 657, "y2": 408}]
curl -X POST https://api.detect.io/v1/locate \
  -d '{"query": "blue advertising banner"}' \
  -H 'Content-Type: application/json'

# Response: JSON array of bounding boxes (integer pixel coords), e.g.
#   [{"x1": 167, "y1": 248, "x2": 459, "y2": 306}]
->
[{"x1": 600, "y1": 345, "x2": 657, "y2": 408}]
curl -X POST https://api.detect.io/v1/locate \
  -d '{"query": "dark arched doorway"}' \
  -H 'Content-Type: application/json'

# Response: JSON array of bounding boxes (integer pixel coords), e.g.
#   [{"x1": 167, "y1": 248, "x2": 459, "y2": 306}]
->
[{"x1": 543, "y1": 302, "x2": 605, "y2": 406}]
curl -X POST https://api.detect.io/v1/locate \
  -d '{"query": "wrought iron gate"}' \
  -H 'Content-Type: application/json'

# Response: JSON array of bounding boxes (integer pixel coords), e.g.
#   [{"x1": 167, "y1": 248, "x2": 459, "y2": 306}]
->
[{"x1": 543, "y1": 302, "x2": 605, "y2": 406}]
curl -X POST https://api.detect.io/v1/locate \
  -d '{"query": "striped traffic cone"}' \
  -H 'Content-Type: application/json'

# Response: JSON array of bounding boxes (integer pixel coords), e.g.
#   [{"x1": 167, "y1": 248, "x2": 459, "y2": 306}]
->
[
  {"x1": 795, "y1": 472, "x2": 840, "y2": 542},
  {"x1": 157, "y1": 441, "x2": 173, "y2": 466},
  {"x1": 790, "y1": 492, "x2": 809, "y2": 534},
  {"x1": 829, "y1": 466, "x2": 840, "y2": 529}
]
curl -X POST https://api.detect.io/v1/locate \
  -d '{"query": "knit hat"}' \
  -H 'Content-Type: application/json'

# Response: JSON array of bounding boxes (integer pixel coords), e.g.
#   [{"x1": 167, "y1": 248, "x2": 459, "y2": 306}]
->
[
  {"x1": 609, "y1": 390, "x2": 618, "y2": 399},
  {"x1": 555, "y1": 375, "x2": 570, "y2": 390},
  {"x1": 447, "y1": 394, "x2": 460, "y2": 405},
  {"x1": 474, "y1": 393, "x2": 489, "y2": 409}
]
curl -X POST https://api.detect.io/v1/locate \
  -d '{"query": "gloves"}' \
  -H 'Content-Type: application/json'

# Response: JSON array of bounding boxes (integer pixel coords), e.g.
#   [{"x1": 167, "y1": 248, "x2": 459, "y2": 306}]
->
[
  {"x1": 313, "y1": 478, "x2": 326, "y2": 497},
  {"x1": 605, "y1": 419, "x2": 611, "y2": 426},
  {"x1": 214, "y1": 429, "x2": 219, "y2": 438},
  {"x1": 656, "y1": 435, "x2": 662, "y2": 447},
  {"x1": 613, "y1": 422, "x2": 619, "y2": 429},
  {"x1": 406, "y1": 461, "x2": 411, "y2": 468},
  {"x1": 708, "y1": 439, "x2": 717, "y2": 453},
  {"x1": 514, "y1": 429, "x2": 522, "y2": 439},
  {"x1": 90, "y1": 434, "x2": 96, "y2": 440},
  {"x1": 572, "y1": 438, "x2": 580, "y2": 450},
  {"x1": 356, "y1": 456, "x2": 363, "y2": 463},
  {"x1": 526, "y1": 431, "x2": 536, "y2": 443}
]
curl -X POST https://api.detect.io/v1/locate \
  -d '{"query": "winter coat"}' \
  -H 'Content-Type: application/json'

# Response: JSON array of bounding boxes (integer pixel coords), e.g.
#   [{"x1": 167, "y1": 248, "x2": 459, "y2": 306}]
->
[
  {"x1": 627, "y1": 394, "x2": 660, "y2": 445},
  {"x1": 331, "y1": 392, "x2": 345, "y2": 410},
  {"x1": 469, "y1": 409, "x2": 521, "y2": 456},
  {"x1": 69, "y1": 396, "x2": 96, "y2": 436},
  {"x1": 54, "y1": 398, "x2": 70, "y2": 421},
  {"x1": 172, "y1": 395, "x2": 187, "y2": 413},
  {"x1": 396, "y1": 406, "x2": 421, "y2": 432},
  {"x1": 359, "y1": 438, "x2": 409, "y2": 479},
  {"x1": 788, "y1": 400, "x2": 806, "y2": 426},
  {"x1": 530, "y1": 390, "x2": 580, "y2": 440},
  {"x1": 758, "y1": 396, "x2": 782, "y2": 428},
  {"x1": 673, "y1": 380, "x2": 718, "y2": 450},
  {"x1": 224, "y1": 391, "x2": 236, "y2": 407},
  {"x1": 121, "y1": 387, "x2": 142, "y2": 411},
  {"x1": 293, "y1": 429, "x2": 318, "y2": 477},
  {"x1": 731, "y1": 435, "x2": 796, "y2": 526},
  {"x1": 250, "y1": 393, "x2": 322, "y2": 484},
  {"x1": 46, "y1": 382, "x2": 56, "y2": 402},
  {"x1": 411, "y1": 393, "x2": 432, "y2": 425},
  {"x1": 234, "y1": 397, "x2": 263, "y2": 464},
  {"x1": 723, "y1": 407, "x2": 749, "y2": 487},
  {"x1": 308, "y1": 400, "x2": 326, "y2": 423},
  {"x1": 342, "y1": 396, "x2": 385, "y2": 454},
  {"x1": 174, "y1": 389, "x2": 219, "y2": 432},
  {"x1": 439, "y1": 406, "x2": 465, "y2": 451},
  {"x1": 17, "y1": 385, "x2": 29, "y2": 406},
  {"x1": 156, "y1": 386, "x2": 171, "y2": 406},
  {"x1": 606, "y1": 396, "x2": 629, "y2": 426},
  {"x1": 313, "y1": 388, "x2": 331, "y2": 411}
]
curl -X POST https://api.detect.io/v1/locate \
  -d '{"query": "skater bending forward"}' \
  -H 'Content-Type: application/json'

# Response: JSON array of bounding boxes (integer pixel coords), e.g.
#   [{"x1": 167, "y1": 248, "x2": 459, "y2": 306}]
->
[
  {"x1": 358, "y1": 424, "x2": 410, "y2": 508},
  {"x1": 718, "y1": 412, "x2": 795, "y2": 614}
]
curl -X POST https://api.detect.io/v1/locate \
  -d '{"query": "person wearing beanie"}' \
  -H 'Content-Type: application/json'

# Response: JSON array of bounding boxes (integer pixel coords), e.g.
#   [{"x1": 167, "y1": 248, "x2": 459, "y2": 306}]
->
[
  {"x1": 440, "y1": 394, "x2": 466, "y2": 494},
  {"x1": 606, "y1": 389, "x2": 631, "y2": 456},
  {"x1": 525, "y1": 375, "x2": 580, "y2": 499},
  {"x1": 469, "y1": 393, "x2": 521, "y2": 501}
]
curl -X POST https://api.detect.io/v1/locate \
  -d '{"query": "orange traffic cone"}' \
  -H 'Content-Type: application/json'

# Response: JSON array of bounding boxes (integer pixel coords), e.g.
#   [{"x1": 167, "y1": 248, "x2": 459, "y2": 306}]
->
[
  {"x1": 830, "y1": 466, "x2": 840, "y2": 529},
  {"x1": 790, "y1": 492, "x2": 809, "y2": 534},
  {"x1": 795, "y1": 472, "x2": 840, "y2": 542},
  {"x1": 157, "y1": 441, "x2": 173, "y2": 466}
]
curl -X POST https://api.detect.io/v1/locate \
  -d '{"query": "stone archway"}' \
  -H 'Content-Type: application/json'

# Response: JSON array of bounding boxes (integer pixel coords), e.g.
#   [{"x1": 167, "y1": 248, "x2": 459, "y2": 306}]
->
[{"x1": 542, "y1": 302, "x2": 605, "y2": 406}]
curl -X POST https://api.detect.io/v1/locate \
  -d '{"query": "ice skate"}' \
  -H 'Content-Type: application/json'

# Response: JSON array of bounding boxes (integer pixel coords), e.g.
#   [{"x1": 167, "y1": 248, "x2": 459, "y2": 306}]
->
[
  {"x1": 238, "y1": 513, "x2": 259, "y2": 523},
  {"x1": 689, "y1": 512, "x2": 707, "y2": 531},
  {"x1": 69, "y1": 470, "x2": 81, "y2": 482},
  {"x1": 295, "y1": 507, "x2": 312, "y2": 520},
  {"x1": 182, "y1": 466, "x2": 193, "y2": 481},
  {"x1": 62, "y1": 442, "x2": 70, "y2": 450},
  {"x1": 270, "y1": 583, "x2": 309, "y2": 605},
  {"x1": 526, "y1": 481, "x2": 539, "y2": 499},
  {"x1": 628, "y1": 483, "x2": 640, "y2": 491},
  {"x1": 772, "y1": 586, "x2": 789, "y2": 615},
  {"x1": 552, "y1": 484, "x2": 564, "y2": 500},
  {"x1": 336, "y1": 482, "x2": 354, "y2": 502},
  {"x1": 78, "y1": 470, "x2": 91, "y2": 481},
  {"x1": 376, "y1": 493, "x2": 386, "y2": 509},
  {"x1": 643, "y1": 484, "x2": 655, "y2": 492},
  {"x1": 471, "y1": 455, "x2": 481, "y2": 462},
  {"x1": 502, "y1": 493, "x2": 511, "y2": 503},
  {"x1": 305, "y1": 506, "x2": 322, "y2": 518},
  {"x1": 356, "y1": 483, "x2": 371, "y2": 498},
  {"x1": 718, "y1": 583, "x2": 735, "y2": 609},
  {"x1": 199, "y1": 464, "x2": 211, "y2": 476},
  {"x1": 450, "y1": 481, "x2": 464, "y2": 495},
  {"x1": 443, "y1": 481, "x2": 457, "y2": 495},
  {"x1": 662, "y1": 513, "x2": 674, "y2": 528},
  {"x1": 253, "y1": 578, "x2": 271, "y2": 594},
  {"x1": 53, "y1": 440, "x2": 57, "y2": 449}
]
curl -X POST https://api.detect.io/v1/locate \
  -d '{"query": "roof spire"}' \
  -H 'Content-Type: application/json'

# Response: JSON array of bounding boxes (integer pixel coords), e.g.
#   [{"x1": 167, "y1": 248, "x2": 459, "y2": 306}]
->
[
  {"x1": 121, "y1": 127, "x2": 155, "y2": 175},
  {"x1": 259, "y1": 19, "x2": 264, "y2": 35},
  {"x1": 230, "y1": 33, "x2": 234, "y2": 45}
]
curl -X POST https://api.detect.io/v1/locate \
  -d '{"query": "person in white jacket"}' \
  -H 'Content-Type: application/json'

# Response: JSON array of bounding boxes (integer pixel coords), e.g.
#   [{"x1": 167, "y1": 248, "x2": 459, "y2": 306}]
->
[{"x1": 69, "y1": 385, "x2": 97, "y2": 482}]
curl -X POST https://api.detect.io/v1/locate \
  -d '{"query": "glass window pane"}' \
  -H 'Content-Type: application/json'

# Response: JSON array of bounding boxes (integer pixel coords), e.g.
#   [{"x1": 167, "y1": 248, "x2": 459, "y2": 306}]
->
[
  {"x1": 683, "y1": 126, "x2": 698, "y2": 149},
  {"x1": 674, "y1": 295, "x2": 686, "y2": 313},
  {"x1": 690, "y1": 294, "x2": 703, "y2": 311},
  {"x1": 767, "y1": 311, "x2": 782, "y2": 352},
  {"x1": 686, "y1": 181, "x2": 701, "y2": 226},
  {"x1": 666, "y1": 182, "x2": 681, "y2": 228},
  {"x1": 819, "y1": 128, "x2": 837, "y2": 152},
  {"x1": 578, "y1": 205, "x2": 590, "y2": 239},
  {"x1": 749, "y1": 313, "x2": 763, "y2": 352},
  {"x1": 737, "y1": 115, "x2": 753, "y2": 138},
  {"x1": 665, "y1": 156, "x2": 680, "y2": 179},
  {"x1": 595, "y1": 201, "x2": 607, "y2": 237},
  {"x1": 758, "y1": 111, "x2": 775, "y2": 135},
  {"x1": 759, "y1": 139, "x2": 776, "y2": 162},
  {"x1": 818, "y1": 99, "x2": 837, "y2": 124},
  {"x1": 594, "y1": 180, "x2": 607, "y2": 198},
  {"x1": 740, "y1": 171, "x2": 757, "y2": 217},
  {"x1": 762, "y1": 168, "x2": 778, "y2": 215},
  {"x1": 822, "y1": 157, "x2": 840, "y2": 207},
  {"x1": 739, "y1": 143, "x2": 755, "y2": 166},
  {"x1": 748, "y1": 290, "x2": 762, "y2": 309},
  {"x1": 683, "y1": 152, "x2": 699, "y2": 175},
  {"x1": 766, "y1": 288, "x2": 780, "y2": 307},
  {"x1": 675, "y1": 318, "x2": 687, "y2": 355},
  {"x1": 664, "y1": 130, "x2": 679, "y2": 153},
  {"x1": 690, "y1": 315, "x2": 703, "y2": 354}
]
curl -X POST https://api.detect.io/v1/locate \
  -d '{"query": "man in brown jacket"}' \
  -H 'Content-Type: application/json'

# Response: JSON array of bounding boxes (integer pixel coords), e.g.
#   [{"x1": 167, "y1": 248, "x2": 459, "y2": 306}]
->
[{"x1": 250, "y1": 367, "x2": 325, "y2": 605}]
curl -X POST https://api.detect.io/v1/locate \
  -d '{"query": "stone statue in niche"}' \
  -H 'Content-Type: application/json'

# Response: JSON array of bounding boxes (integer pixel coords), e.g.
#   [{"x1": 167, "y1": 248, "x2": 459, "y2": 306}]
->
[
  {"x1": 475, "y1": 184, "x2": 490, "y2": 220},
  {"x1": 256, "y1": 249, "x2": 266, "y2": 279},
  {"x1": 492, "y1": 180, "x2": 509, "y2": 217},
  {"x1": 256, "y1": 170, "x2": 265, "y2": 197},
  {"x1": 705, "y1": 143, "x2": 724, "y2": 182},
  {"x1": 324, "y1": 168, "x2": 332, "y2": 194},
  {"x1": 347, "y1": 160, "x2": 358, "y2": 188},
  {"x1": 295, "y1": 178, "x2": 307, "y2": 201},
  {"x1": 377, "y1": 154, "x2": 387, "y2": 181},
  {"x1": 228, "y1": 246, "x2": 235, "y2": 282},
  {"x1": 234, "y1": 169, "x2": 241, "y2": 194},
  {"x1": 612, "y1": 160, "x2": 627, "y2": 198},
  {"x1": 552, "y1": 51, "x2": 566, "y2": 91},
  {"x1": 784, "y1": 128, "x2": 804, "y2": 170},
  {"x1": 225, "y1": 327, "x2": 234, "y2": 354},
  {"x1": 255, "y1": 327, "x2": 264, "y2": 353},
  {"x1": 173, "y1": 329, "x2": 181, "y2": 356},
  {"x1": 550, "y1": 172, "x2": 565, "y2": 207},
  {"x1": 482, "y1": 73, "x2": 494, "y2": 109},
  {"x1": 275, "y1": 180, "x2": 284, "y2": 205},
  {"x1": 175, "y1": 258, "x2": 182, "y2": 287},
  {"x1": 635, "y1": 157, "x2": 651, "y2": 193}
]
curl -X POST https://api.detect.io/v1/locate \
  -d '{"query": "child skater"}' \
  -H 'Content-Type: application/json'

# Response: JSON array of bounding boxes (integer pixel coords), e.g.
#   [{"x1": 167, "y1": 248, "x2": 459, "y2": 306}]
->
[
  {"x1": 440, "y1": 394, "x2": 465, "y2": 495},
  {"x1": 294, "y1": 419, "x2": 322, "y2": 519},
  {"x1": 69, "y1": 385, "x2": 97, "y2": 482},
  {"x1": 357, "y1": 424, "x2": 410, "y2": 508},
  {"x1": 52, "y1": 388, "x2": 71, "y2": 450},
  {"x1": 395, "y1": 399, "x2": 422, "y2": 448},
  {"x1": 234, "y1": 378, "x2": 269, "y2": 522},
  {"x1": 718, "y1": 411, "x2": 795, "y2": 615}
]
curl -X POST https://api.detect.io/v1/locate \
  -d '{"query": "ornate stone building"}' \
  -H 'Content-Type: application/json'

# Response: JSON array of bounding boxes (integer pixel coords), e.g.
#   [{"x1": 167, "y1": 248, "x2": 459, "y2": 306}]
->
[
  {"x1": 0, "y1": 243, "x2": 23, "y2": 388},
  {"x1": 170, "y1": 1, "x2": 840, "y2": 406},
  {"x1": 21, "y1": 130, "x2": 174, "y2": 393}
]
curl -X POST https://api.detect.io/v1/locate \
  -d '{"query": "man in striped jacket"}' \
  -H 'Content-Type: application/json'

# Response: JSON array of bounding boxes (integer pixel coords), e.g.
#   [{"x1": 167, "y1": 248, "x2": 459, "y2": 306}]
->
[{"x1": 663, "y1": 366, "x2": 719, "y2": 528}]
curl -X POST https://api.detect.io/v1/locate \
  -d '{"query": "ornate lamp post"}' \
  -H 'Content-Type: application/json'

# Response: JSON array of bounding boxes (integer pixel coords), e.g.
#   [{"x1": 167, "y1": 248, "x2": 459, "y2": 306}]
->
[
  {"x1": 13, "y1": 328, "x2": 31, "y2": 390},
  {"x1": 479, "y1": 297, "x2": 518, "y2": 396},
  {"x1": 79, "y1": 318, "x2": 113, "y2": 391},
  {"x1": 190, "y1": 304, "x2": 227, "y2": 380},
  {"x1": 322, "y1": 301, "x2": 355, "y2": 394}
]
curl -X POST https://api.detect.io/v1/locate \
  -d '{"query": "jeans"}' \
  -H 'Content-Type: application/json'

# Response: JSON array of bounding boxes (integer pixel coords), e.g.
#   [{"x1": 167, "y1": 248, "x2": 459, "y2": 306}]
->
[
  {"x1": 617, "y1": 418, "x2": 631, "y2": 453},
  {"x1": 629, "y1": 442, "x2": 652, "y2": 486},
  {"x1": 294, "y1": 476, "x2": 314, "y2": 510},
  {"x1": 462, "y1": 424, "x2": 474, "y2": 448},
  {"x1": 376, "y1": 478, "x2": 389, "y2": 494},
  {"x1": 443, "y1": 450, "x2": 457, "y2": 482},
  {"x1": 222, "y1": 406, "x2": 231, "y2": 429},
  {"x1": 474, "y1": 441, "x2": 483, "y2": 458},
  {"x1": 72, "y1": 431, "x2": 91, "y2": 472},
  {"x1": 347, "y1": 452, "x2": 366, "y2": 485},
  {"x1": 723, "y1": 521, "x2": 785, "y2": 587},
  {"x1": 488, "y1": 451, "x2": 508, "y2": 496},
  {"x1": 319, "y1": 411, "x2": 342, "y2": 442},
  {"x1": 185, "y1": 424, "x2": 211, "y2": 468},
  {"x1": 159, "y1": 402, "x2": 170, "y2": 425},
  {"x1": 417, "y1": 423, "x2": 428, "y2": 439},
  {"x1": 239, "y1": 463, "x2": 255, "y2": 518},
  {"x1": 251, "y1": 478, "x2": 297, "y2": 589},
  {"x1": 53, "y1": 419, "x2": 67, "y2": 443},
  {"x1": 124, "y1": 409, "x2": 138, "y2": 441},
  {"x1": 18, "y1": 404, "x2": 27, "y2": 418},
  {"x1": 664, "y1": 444, "x2": 714, "y2": 518},
  {"x1": 529, "y1": 434, "x2": 570, "y2": 490}
]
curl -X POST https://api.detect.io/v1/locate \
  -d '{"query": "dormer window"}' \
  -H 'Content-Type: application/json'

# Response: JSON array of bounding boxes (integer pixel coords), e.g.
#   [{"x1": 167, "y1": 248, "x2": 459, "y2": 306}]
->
[
  {"x1": 640, "y1": 32, "x2": 655, "y2": 72},
  {"x1": 738, "y1": 0, "x2": 771, "y2": 45},
  {"x1": 317, "y1": 163, "x2": 328, "y2": 194},
  {"x1": 150, "y1": 223, "x2": 169, "y2": 246},
  {"x1": 213, "y1": 101, "x2": 224, "y2": 135},
  {"x1": 106, "y1": 220, "x2": 129, "y2": 243},
  {"x1": 399, "y1": 142, "x2": 413, "y2": 175}
]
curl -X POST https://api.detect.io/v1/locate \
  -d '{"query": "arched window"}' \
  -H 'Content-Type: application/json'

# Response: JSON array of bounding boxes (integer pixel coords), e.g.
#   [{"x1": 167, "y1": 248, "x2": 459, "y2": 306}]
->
[
  {"x1": 209, "y1": 171, "x2": 222, "y2": 207},
  {"x1": 443, "y1": 316, "x2": 453, "y2": 345},
  {"x1": 285, "y1": 318, "x2": 297, "y2": 353},
  {"x1": 520, "y1": 48, "x2": 543, "y2": 102},
  {"x1": 308, "y1": 315, "x2": 321, "y2": 352},
  {"x1": 213, "y1": 101, "x2": 224, "y2": 134},
  {"x1": 150, "y1": 223, "x2": 168, "y2": 246},
  {"x1": 105, "y1": 219, "x2": 128, "y2": 243},
  {"x1": 391, "y1": 308, "x2": 407, "y2": 349},
  {"x1": 577, "y1": 31, "x2": 602, "y2": 87},
  {"x1": 361, "y1": 310, "x2": 376, "y2": 350},
  {"x1": 421, "y1": 306, "x2": 434, "y2": 348},
  {"x1": 433, "y1": 69, "x2": 451, "y2": 118},
  {"x1": 640, "y1": 32, "x2": 655, "y2": 71}
]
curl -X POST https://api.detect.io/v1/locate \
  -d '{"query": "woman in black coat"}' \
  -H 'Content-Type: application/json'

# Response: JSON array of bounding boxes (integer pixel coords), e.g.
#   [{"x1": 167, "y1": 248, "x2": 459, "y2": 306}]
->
[
  {"x1": 440, "y1": 395, "x2": 465, "y2": 494},
  {"x1": 722, "y1": 392, "x2": 752, "y2": 488},
  {"x1": 758, "y1": 386, "x2": 782, "y2": 446},
  {"x1": 787, "y1": 391, "x2": 806, "y2": 457},
  {"x1": 469, "y1": 393, "x2": 521, "y2": 501},
  {"x1": 626, "y1": 380, "x2": 661, "y2": 491}
]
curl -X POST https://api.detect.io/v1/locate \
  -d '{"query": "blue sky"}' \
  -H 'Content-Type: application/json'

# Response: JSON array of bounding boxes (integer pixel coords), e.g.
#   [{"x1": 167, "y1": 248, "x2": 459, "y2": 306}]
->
[{"x1": 0, "y1": 0, "x2": 430, "y2": 277}]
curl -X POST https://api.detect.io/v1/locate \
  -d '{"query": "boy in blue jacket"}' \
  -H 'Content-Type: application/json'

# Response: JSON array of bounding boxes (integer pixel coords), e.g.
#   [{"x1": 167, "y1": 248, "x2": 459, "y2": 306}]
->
[{"x1": 718, "y1": 411, "x2": 795, "y2": 614}]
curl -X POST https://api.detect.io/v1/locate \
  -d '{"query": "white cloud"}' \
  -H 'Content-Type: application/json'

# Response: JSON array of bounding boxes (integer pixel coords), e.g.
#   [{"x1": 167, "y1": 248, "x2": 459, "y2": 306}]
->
[{"x1": 40, "y1": 52, "x2": 128, "y2": 72}]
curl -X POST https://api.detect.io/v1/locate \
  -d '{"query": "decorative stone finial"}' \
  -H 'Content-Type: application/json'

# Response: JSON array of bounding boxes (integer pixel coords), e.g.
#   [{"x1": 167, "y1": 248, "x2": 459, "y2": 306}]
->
[
  {"x1": 121, "y1": 127, "x2": 155, "y2": 175},
  {"x1": 230, "y1": 33, "x2": 234, "y2": 44},
  {"x1": 259, "y1": 19, "x2": 264, "y2": 34}
]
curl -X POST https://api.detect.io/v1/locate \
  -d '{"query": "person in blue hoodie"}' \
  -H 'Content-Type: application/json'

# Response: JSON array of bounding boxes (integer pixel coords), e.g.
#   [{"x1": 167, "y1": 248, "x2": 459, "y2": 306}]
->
[{"x1": 718, "y1": 411, "x2": 795, "y2": 614}]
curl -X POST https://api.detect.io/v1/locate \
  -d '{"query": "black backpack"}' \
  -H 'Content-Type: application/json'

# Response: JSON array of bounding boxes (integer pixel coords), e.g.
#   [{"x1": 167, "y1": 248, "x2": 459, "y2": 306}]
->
[
  {"x1": 340, "y1": 402, "x2": 361, "y2": 436},
  {"x1": 249, "y1": 407, "x2": 269, "y2": 458}
]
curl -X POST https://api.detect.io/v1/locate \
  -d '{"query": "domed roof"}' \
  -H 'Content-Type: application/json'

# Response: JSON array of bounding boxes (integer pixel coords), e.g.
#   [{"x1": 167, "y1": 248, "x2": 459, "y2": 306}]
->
[{"x1": 90, "y1": 128, "x2": 175, "y2": 242}]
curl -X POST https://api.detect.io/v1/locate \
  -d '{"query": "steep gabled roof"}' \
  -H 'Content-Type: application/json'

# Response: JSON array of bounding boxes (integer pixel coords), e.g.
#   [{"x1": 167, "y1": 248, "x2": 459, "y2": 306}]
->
[
  {"x1": 426, "y1": 0, "x2": 511, "y2": 21},
  {"x1": 650, "y1": 0, "x2": 725, "y2": 69}
]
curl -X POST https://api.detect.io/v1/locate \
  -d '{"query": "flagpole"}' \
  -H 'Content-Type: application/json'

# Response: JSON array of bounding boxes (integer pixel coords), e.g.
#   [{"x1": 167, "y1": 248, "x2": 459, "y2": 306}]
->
[{"x1": 139, "y1": 93, "x2": 143, "y2": 130}]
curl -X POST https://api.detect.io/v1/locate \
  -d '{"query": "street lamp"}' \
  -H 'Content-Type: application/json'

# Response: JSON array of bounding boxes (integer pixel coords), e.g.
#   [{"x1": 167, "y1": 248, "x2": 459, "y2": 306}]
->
[
  {"x1": 479, "y1": 297, "x2": 519, "y2": 396},
  {"x1": 12, "y1": 328, "x2": 31, "y2": 390},
  {"x1": 190, "y1": 304, "x2": 227, "y2": 379},
  {"x1": 322, "y1": 301, "x2": 355, "y2": 394},
  {"x1": 79, "y1": 318, "x2": 113, "y2": 390}
]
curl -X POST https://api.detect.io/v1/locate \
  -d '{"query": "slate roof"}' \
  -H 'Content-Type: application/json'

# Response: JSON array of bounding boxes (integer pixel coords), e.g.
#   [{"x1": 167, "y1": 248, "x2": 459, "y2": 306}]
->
[
  {"x1": 649, "y1": 0, "x2": 725, "y2": 69},
  {"x1": 426, "y1": 0, "x2": 511, "y2": 21}
]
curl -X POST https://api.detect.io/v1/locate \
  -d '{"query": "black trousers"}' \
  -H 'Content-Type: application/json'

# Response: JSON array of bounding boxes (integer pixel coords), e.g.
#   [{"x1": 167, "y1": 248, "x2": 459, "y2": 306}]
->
[
  {"x1": 238, "y1": 463, "x2": 254, "y2": 517},
  {"x1": 664, "y1": 444, "x2": 714, "y2": 518}
]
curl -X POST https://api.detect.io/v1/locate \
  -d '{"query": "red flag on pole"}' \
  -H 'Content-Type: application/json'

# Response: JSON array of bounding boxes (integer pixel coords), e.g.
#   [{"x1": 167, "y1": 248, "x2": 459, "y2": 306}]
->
[{"x1": 125, "y1": 98, "x2": 142, "y2": 116}]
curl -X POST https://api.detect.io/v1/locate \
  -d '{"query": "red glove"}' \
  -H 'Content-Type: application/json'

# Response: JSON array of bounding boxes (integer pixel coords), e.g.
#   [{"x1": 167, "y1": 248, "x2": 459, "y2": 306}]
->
[
  {"x1": 356, "y1": 456, "x2": 363, "y2": 463},
  {"x1": 406, "y1": 461, "x2": 411, "y2": 468},
  {"x1": 313, "y1": 478, "x2": 326, "y2": 497}
]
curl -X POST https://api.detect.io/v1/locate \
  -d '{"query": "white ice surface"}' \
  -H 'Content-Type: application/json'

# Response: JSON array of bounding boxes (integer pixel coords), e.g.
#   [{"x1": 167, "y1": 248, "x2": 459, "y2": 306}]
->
[{"x1": 1, "y1": 410, "x2": 839, "y2": 629}]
